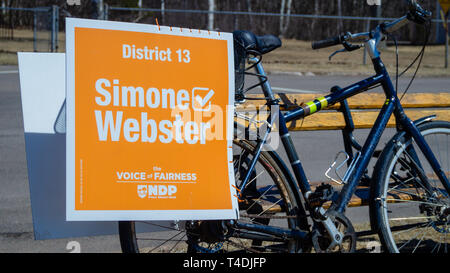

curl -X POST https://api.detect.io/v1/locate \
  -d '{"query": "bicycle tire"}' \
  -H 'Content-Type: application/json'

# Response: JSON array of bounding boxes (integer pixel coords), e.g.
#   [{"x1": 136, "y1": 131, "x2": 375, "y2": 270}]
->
[
  {"x1": 370, "y1": 120, "x2": 450, "y2": 253},
  {"x1": 119, "y1": 138, "x2": 304, "y2": 253}
]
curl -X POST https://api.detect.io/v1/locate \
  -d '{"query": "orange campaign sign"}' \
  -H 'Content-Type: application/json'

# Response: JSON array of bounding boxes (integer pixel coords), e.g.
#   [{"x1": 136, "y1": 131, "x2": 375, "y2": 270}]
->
[{"x1": 65, "y1": 18, "x2": 238, "y2": 221}]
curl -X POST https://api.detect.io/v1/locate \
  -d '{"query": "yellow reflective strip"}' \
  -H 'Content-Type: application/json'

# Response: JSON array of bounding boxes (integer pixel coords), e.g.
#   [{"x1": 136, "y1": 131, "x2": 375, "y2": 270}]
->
[
  {"x1": 317, "y1": 96, "x2": 328, "y2": 109},
  {"x1": 306, "y1": 101, "x2": 317, "y2": 114}
]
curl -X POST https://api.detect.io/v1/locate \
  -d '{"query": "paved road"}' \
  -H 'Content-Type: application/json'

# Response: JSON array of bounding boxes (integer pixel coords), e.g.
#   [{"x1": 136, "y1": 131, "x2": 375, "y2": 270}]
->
[{"x1": 0, "y1": 66, "x2": 448, "y2": 252}]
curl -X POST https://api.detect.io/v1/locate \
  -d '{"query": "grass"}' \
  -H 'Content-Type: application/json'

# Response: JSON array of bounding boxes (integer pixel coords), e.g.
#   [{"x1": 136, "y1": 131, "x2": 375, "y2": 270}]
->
[
  {"x1": 0, "y1": 51, "x2": 17, "y2": 65},
  {"x1": 0, "y1": 28, "x2": 65, "y2": 65},
  {"x1": 263, "y1": 39, "x2": 450, "y2": 77}
]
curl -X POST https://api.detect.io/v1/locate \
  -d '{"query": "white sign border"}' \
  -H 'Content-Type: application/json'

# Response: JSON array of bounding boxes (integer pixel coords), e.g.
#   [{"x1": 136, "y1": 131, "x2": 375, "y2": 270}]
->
[{"x1": 66, "y1": 18, "x2": 238, "y2": 221}]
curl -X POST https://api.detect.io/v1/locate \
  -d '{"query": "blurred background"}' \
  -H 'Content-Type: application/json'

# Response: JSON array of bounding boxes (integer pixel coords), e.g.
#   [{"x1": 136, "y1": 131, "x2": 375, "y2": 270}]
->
[{"x1": 0, "y1": 0, "x2": 448, "y2": 70}]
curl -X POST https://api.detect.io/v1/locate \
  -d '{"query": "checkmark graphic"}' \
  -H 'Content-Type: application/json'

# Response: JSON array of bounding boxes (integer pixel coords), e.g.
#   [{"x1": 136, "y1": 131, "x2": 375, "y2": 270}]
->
[
  {"x1": 195, "y1": 89, "x2": 214, "y2": 106},
  {"x1": 192, "y1": 87, "x2": 214, "y2": 111}
]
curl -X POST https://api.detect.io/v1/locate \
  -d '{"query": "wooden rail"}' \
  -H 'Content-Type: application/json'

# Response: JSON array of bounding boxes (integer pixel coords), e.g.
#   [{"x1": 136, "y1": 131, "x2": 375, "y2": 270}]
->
[{"x1": 236, "y1": 92, "x2": 450, "y2": 131}]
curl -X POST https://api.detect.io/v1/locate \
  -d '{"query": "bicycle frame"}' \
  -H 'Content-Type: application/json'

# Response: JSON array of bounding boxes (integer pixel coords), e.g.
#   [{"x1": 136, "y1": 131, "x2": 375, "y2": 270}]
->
[{"x1": 235, "y1": 53, "x2": 450, "y2": 241}]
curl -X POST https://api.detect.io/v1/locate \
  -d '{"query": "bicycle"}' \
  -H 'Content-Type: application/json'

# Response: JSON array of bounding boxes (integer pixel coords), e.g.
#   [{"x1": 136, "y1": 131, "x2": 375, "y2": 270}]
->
[{"x1": 119, "y1": 0, "x2": 450, "y2": 253}]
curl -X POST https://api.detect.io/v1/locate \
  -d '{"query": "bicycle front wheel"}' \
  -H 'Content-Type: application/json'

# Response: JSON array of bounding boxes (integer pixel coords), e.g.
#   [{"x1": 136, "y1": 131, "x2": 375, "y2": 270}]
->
[
  {"x1": 370, "y1": 120, "x2": 450, "y2": 253},
  {"x1": 119, "y1": 139, "x2": 304, "y2": 253}
]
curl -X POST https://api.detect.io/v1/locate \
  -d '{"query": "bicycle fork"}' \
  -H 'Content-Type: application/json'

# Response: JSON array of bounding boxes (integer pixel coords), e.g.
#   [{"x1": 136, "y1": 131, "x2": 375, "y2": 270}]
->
[{"x1": 399, "y1": 113, "x2": 450, "y2": 195}]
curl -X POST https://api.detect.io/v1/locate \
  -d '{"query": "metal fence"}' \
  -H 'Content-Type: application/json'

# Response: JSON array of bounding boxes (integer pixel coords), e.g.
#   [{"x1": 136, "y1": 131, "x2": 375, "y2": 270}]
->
[
  {"x1": 0, "y1": 6, "x2": 59, "y2": 53},
  {"x1": 0, "y1": 5, "x2": 448, "y2": 66},
  {"x1": 104, "y1": 6, "x2": 449, "y2": 67},
  {"x1": 104, "y1": 6, "x2": 448, "y2": 42}
]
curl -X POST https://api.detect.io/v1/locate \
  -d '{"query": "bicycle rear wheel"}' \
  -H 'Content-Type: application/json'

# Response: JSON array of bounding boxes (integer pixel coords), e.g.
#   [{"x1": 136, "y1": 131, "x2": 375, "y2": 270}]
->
[
  {"x1": 119, "y1": 139, "x2": 303, "y2": 253},
  {"x1": 370, "y1": 121, "x2": 450, "y2": 253}
]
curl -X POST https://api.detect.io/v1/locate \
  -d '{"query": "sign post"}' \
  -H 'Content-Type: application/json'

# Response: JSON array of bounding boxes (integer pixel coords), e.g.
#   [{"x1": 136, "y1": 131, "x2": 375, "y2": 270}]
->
[{"x1": 66, "y1": 18, "x2": 238, "y2": 221}]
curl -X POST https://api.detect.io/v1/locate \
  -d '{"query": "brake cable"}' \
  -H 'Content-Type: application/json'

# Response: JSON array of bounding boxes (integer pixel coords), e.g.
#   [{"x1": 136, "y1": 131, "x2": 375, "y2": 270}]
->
[
  {"x1": 363, "y1": 19, "x2": 430, "y2": 97},
  {"x1": 398, "y1": 20, "x2": 430, "y2": 101}
]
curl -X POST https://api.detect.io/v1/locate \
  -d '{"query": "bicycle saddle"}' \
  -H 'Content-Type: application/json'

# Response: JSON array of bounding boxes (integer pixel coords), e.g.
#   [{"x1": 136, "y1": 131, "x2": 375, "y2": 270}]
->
[{"x1": 233, "y1": 30, "x2": 281, "y2": 54}]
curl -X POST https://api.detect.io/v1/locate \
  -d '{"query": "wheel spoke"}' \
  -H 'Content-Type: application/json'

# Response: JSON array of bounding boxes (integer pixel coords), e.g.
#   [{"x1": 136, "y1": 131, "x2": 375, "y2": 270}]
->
[
  {"x1": 411, "y1": 222, "x2": 433, "y2": 253},
  {"x1": 375, "y1": 124, "x2": 450, "y2": 253},
  {"x1": 146, "y1": 231, "x2": 185, "y2": 253},
  {"x1": 378, "y1": 197, "x2": 444, "y2": 207},
  {"x1": 184, "y1": 140, "x2": 299, "y2": 253},
  {"x1": 398, "y1": 221, "x2": 433, "y2": 251},
  {"x1": 245, "y1": 184, "x2": 275, "y2": 212}
]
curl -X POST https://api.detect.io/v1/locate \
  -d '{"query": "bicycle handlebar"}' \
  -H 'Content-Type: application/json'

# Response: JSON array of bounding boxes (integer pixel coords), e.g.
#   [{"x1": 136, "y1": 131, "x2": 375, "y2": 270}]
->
[
  {"x1": 311, "y1": 35, "x2": 343, "y2": 50},
  {"x1": 311, "y1": 0, "x2": 431, "y2": 50}
]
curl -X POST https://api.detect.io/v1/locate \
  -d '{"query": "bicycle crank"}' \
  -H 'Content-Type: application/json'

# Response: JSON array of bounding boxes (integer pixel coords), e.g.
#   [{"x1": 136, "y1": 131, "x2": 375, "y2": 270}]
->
[{"x1": 311, "y1": 210, "x2": 356, "y2": 253}]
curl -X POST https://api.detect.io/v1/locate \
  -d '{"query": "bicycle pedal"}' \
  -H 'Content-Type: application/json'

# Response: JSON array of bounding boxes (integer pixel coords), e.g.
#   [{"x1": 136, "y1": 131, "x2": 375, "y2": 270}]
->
[{"x1": 308, "y1": 183, "x2": 336, "y2": 208}]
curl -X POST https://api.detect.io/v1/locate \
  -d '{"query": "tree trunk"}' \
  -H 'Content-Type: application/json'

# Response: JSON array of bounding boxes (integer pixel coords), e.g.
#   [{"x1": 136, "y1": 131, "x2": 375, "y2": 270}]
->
[
  {"x1": 246, "y1": 0, "x2": 253, "y2": 30},
  {"x1": 279, "y1": 0, "x2": 285, "y2": 35},
  {"x1": 98, "y1": 0, "x2": 103, "y2": 20},
  {"x1": 311, "y1": 0, "x2": 320, "y2": 39},
  {"x1": 138, "y1": 0, "x2": 142, "y2": 19},
  {"x1": 161, "y1": 0, "x2": 165, "y2": 24},
  {"x1": 337, "y1": 0, "x2": 343, "y2": 32},
  {"x1": 279, "y1": 0, "x2": 292, "y2": 38},
  {"x1": 235, "y1": 1, "x2": 240, "y2": 30},
  {"x1": 208, "y1": 0, "x2": 214, "y2": 30}
]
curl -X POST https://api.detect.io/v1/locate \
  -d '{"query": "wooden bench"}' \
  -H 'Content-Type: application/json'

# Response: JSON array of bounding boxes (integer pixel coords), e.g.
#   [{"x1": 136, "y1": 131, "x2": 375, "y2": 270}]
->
[
  {"x1": 236, "y1": 92, "x2": 450, "y2": 131},
  {"x1": 235, "y1": 92, "x2": 450, "y2": 209}
]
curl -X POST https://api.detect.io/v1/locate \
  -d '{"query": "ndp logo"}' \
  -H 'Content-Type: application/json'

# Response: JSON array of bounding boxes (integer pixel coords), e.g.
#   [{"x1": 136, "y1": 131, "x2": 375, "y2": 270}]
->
[{"x1": 137, "y1": 184, "x2": 177, "y2": 199}]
